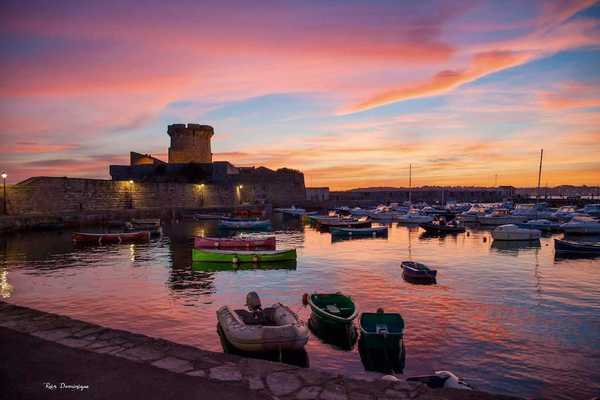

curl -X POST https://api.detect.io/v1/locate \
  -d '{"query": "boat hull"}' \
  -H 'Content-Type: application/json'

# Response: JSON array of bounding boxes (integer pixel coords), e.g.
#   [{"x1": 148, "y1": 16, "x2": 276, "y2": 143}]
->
[
  {"x1": 554, "y1": 239, "x2": 600, "y2": 254},
  {"x1": 219, "y1": 219, "x2": 272, "y2": 230},
  {"x1": 307, "y1": 293, "x2": 357, "y2": 327},
  {"x1": 478, "y1": 216, "x2": 528, "y2": 225},
  {"x1": 419, "y1": 223, "x2": 465, "y2": 234},
  {"x1": 330, "y1": 227, "x2": 388, "y2": 237},
  {"x1": 194, "y1": 236, "x2": 276, "y2": 250},
  {"x1": 491, "y1": 228, "x2": 541, "y2": 241},
  {"x1": 192, "y1": 248, "x2": 297, "y2": 263},
  {"x1": 72, "y1": 231, "x2": 150, "y2": 244},
  {"x1": 217, "y1": 305, "x2": 308, "y2": 352}
]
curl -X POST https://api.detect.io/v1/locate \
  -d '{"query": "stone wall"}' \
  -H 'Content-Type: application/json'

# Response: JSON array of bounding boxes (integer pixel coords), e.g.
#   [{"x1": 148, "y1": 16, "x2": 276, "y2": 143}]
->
[
  {"x1": 2, "y1": 177, "x2": 235, "y2": 215},
  {"x1": 2, "y1": 175, "x2": 306, "y2": 216}
]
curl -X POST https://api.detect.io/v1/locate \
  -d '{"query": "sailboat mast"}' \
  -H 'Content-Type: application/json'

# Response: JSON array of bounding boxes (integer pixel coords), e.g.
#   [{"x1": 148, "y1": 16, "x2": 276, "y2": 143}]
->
[
  {"x1": 408, "y1": 163, "x2": 412, "y2": 204},
  {"x1": 536, "y1": 149, "x2": 543, "y2": 204}
]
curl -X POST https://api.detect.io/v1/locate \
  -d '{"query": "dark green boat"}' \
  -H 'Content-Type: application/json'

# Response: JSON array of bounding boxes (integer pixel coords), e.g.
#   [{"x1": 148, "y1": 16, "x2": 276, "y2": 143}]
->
[
  {"x1": 306, "y1": 293, "x2": 357, "y2": 327},
  {"x1": 359, "y1": 310, "x2": 405, "y2": 350}
]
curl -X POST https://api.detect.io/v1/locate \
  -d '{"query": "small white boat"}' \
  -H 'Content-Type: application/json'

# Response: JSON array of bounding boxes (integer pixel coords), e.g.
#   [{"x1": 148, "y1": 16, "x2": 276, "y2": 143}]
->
[
  {"x1": 492, "y1": 224, "x2": 541, "y2": 241},
  {"x1": 397, "y1": 209, "x2": 433, "y2": 224},
  {"x1": 217, "y1": 292, "x2": 309, "y2": 352},
  {"x1": 561, "y1": 215, "x2": 600, "y2": 235},
  {"x1": 512, "y1": 203, "x2": 553, "y2": 219},
  {"x1": 478, "y1": 209, "x2": 527, "y2": 225},
  {"x1": 458, "y1": 204, "x2": 486, "y2": 222}
]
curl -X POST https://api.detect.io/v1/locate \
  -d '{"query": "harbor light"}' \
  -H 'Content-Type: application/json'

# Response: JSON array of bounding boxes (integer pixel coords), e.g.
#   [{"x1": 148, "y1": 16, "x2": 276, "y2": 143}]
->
[
  {"x1": 129, "y1": 180, "x2": 134, "y2": 184},
  {"x1": 1, "y1": 173, "x2": 6, "y2": 179},
  {"x1": 1, "y1": 172, "x2": 7, "y2": 215}
]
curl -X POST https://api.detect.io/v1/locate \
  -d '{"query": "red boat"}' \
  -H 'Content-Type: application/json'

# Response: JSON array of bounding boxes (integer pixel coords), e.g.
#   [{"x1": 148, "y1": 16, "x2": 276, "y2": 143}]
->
[
  {"x1": 194, "y1": 236, "x2": 276, "y2": 250},
  {"x1": 72, "y1": 231, "x2": 150, "y2": 244}
]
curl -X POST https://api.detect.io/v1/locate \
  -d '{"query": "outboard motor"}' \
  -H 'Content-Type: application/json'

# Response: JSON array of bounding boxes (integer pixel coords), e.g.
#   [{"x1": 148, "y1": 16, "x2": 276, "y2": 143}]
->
[{"x1": 246, "y1": 291, "x2": 262, "y2": 312}]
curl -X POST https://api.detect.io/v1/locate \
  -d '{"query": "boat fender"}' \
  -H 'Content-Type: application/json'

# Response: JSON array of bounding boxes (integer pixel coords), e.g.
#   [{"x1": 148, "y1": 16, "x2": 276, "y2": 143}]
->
[
  {"x1": 252, "y1": 255, "x2": 259, "y2": 263},
  {"x1": 232, "y1": 256, "x2": 239, "y2": 264},
  {"x1": 381, "y1": 375, "x2": 400, "y2": 382},
  {"x1": 483, "y1": 237, "x2": 487, "y2": 242},
  {"x1": 302, "y1": 293, "x2": 309, "y2": 306}
]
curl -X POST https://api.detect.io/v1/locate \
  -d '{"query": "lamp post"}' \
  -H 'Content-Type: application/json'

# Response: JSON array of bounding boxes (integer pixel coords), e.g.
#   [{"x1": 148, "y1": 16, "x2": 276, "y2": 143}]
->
[
  {"x1": 199, "y1": 183, "x2": 205, "y2": 207},
  {"x1": 1, "y1": 173, "x2": 6, "y2": 215},
  {"x1": 237, "y1": 184, "x2": 244, "y2": 205},
  {"x1": 128, "y1": 180, "x2": 134, "y2": 209}
]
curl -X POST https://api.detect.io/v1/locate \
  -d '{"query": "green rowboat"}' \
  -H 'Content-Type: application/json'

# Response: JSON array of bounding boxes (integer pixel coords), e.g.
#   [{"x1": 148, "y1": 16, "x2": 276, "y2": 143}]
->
[
  {"x1": 192, "y1": 260, "x2": 297, "y2": 271},
  {"x1": 192, "y1": 248, "x2": 297, "y2": 263},
  {"x1": 307, "y1": 293, "x2": 357, "y2": 327},
  {"x1": 359, "y1": 310, "x2": 404, "y2": 350}
]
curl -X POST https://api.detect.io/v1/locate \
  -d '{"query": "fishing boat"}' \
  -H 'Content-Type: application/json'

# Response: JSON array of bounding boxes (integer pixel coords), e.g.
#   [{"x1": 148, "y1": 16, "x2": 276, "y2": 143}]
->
[
  {"x1": 419, "y1": 221, "x2": 465, "y2": 234},
  {"x1": 512, "y1": 203, "x2": 553, "y2": 220},
  {"x1": 478, "y1": 209, "x2": 527, "y2": 225},
  {"x1": 457, "y1": 204, "x2": 487, "y2": 222},
  {"x1": 219, "y1": 219, "x2": 272, "y2": 230},
  {"x1": 194, "y1": 236, "x2": 276, "y2": 250},
  {"x1": 554, "y1": 239, "x2": 600, "y2": 255},
  {"x1": 192, "y1": 248, "x2": 296, "y2": 263},
  {"x1": 305, "y1": 292, "x2": 358, "y2": 328},
  {"x1": 72, "y1": 231, "x2": 150, "y2": 244},
  {"x1": 516, "y1": 219, "x2": 561, "y2": 232},
  {"x1": 401, "y1": 261, "x2": 437, "y2": 283},
  {"x1": 330, "y1": 226, "x2": 388, "y2": 237},
  {"x1": 359, "y1": 309, "x2": 404, "y2": 350},
  {"x1": 396, "y1": 210, "x2": 433, "y2": 224},
  {"x1": 491, "y1": 224, "x2": 541, "y2": 241},
  {"x1": 561, "y1": 216, "x2": 600, "y2": 235},
  {"x1": 317, "y1": 219, "x2": 372, "y2": 229},
  {"x1": 217, "y1": 292, "x2": 309, "y2": 352}
]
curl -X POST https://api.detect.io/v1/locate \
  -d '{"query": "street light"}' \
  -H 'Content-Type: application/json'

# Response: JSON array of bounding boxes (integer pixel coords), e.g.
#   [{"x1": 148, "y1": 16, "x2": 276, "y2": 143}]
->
[
  {"x1": 128, "y1": 180, "x2": 134, "y2": 209},
  {"x1": 1, "y1": 172, "x2": 6, "y2": 215}
]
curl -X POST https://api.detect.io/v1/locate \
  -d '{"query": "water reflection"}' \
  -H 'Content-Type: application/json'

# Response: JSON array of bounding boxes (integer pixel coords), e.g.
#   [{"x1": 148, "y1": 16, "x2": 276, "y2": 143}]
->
[
  {"x1": 192, "y1": 261, "x2": 297, "y2": 272},
  {"x1": 1, "y1": 220, "x2": 599, "y2": 400},
  {"x1": 308, "y1": 314, "x2": 358, "y2": 351}
]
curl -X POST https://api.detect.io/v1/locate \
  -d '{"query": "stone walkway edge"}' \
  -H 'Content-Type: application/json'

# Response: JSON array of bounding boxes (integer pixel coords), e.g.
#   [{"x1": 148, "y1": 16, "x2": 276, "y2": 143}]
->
[{"x1": 0, "y1": 301, "x2": 517, "y2": 400}]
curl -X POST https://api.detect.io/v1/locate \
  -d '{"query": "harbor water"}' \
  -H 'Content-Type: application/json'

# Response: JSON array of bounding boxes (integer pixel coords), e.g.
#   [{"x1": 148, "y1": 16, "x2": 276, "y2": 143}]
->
[{"x1": 1, "y1": 216, "x2": 599, "y2": 399}]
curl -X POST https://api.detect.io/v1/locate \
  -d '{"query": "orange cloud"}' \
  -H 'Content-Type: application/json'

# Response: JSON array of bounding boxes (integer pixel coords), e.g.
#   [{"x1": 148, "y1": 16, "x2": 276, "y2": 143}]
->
[{"x1": 539, "y1": 82, "x2": 600, "y2": 110}]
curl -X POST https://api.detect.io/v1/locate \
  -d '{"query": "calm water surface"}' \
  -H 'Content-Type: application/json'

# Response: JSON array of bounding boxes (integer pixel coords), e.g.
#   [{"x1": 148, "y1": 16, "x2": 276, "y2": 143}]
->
[{"x1": 1, "y1": 216, "x2": 599, "y2": 399}]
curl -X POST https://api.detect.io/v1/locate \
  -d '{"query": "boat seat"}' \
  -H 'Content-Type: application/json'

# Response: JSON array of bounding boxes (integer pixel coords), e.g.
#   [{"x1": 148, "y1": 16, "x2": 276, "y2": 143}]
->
[
  {"x1": 234, "y1": 308, "x2": 278, "y2": 326},
  {"x1": 325, "y1": 304, "x2": 341, "y2": 314}
]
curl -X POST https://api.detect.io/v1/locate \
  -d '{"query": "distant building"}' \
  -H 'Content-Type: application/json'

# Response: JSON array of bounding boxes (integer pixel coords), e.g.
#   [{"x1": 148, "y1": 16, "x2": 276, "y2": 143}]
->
[{"x1": 306, "y1": 187, "x2": 329, "y2": 202}]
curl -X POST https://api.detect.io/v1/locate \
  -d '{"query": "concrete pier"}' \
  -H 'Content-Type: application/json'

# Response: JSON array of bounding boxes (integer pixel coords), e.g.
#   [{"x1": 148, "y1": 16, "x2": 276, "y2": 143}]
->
[{"x1": 0, "y1": 302, "x2": 520, "y2": 400}]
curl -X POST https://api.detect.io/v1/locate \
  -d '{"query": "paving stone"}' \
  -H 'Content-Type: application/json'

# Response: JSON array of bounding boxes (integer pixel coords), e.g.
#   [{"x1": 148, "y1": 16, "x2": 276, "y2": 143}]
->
[
  {"x1": 186, "y1": 370, "x2": 206, "y2": 377},
  {"x1": 151, "y1": 357, "x2": 194, "y2": 373},
  {"x1": 87, "y1": 340, "x2": 111, "y2": 350},
  {"x1": 348, "y1": 393, "x2": 374, "y2": 400},
  {"x1": 391, "y1": 382, "x2": 411, "y2": 392},
  {"x1": 383, "y1": 389, "x2": 408, "y2": 399},
  {"x1": 31, "y1": 328, "x2": 73, "y2": 341},
  {"x1": 118, "y1": 344, "x2": 165, "y2": 362},
  {"x1": 296, "y1": 386, "x2": 322, "y2": 399},
  {"x1": 166, "y1": 345, "x2": 206, "y2": 361},
  {"x1": 72, "y1": 326, "x2": 105, "y2": 338},
  {"x1": 297, "y1": 368, "x2": 333, "y2": 385},
  {"x1": 209, "y1": 365, "x2": 243, "y2": 381},
  {"x1": 57, "y1": 338, "x2": 91, "y2": 349},
  {"x1": 246, "y1": 375, "x2": 265, "y2": 390},
  {"x1": 320, "y1": 384, "x2": 347, "y2": 400},
  {"x1": 94, "y1": 345, "x2": 124, "y2": 354},
  {"x1": 266, "y1": 372, "x2": 303, "y2": 396},
  {"x1": 240, "y1": 357, "x2": 292, "y2": 377}
]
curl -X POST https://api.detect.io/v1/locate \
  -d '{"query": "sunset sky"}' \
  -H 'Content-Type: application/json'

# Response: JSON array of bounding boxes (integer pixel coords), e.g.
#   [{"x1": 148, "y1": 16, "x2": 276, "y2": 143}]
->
[{"x1": 1, "y1": 0, "x2": 599, "y2": 189}]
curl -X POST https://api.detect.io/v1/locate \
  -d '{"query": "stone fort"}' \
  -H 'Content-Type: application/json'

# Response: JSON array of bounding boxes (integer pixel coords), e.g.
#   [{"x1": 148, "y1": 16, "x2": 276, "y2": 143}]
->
[{"x1": 2, "y1": 123, "x2": 306, "y2": 217}]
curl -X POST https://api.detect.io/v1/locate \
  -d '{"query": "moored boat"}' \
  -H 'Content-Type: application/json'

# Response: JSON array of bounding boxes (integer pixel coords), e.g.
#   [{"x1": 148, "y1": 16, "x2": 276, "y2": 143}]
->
[
  {"x1": 401, "y1": 261, "x2": 437, "y2": 283},
  {"x1": 217, "y1": 292, "x2": 309, "y2": 352},
  {"x1": 561, "y1": 216, "x2": 600, "y2": 235},
  {"x1": 317, "y1": 219, "x2": 372, "y2": 229},
  {"x1": 419, "y1": 221, "x2": 465, "y2": 234},
  {"x1": 330, "y1": 226, "x2": 388, "y2": 237},
  {"x1": 72, "y1": 231, "x2": 150, "y2": 244},
  {"x1": 359, "y1": 309, "x2": 404, "y2": 350},
  {"x1": 126, "y1": 219, "x2": 162, "y2": 236},
  {"x1": 219, "y1": 219, "x2": 272, "y2": 230},
  {"x1": 491, "y1": 224, "x2": 541, "y2": 241},
  {"x1": 516, "y1": 219, "x2": 561, "y2": 232},
  {"x1": 554, "y1": 239, "x2": 600, "y2": 255},
  {"x1": 192, "y1": 248, "x2": 296, "y2": 263},
  {"x1": 194, "y1": 236, "x2": 276, "y2": 250},
  {"x1": 305, "y1": 292, "x2": 357, "y2": 328},
  {"x1": 478, "y1": 209, "x2": 528, "y2": 225},
  {"x1": 396, "y1": 210, "x2": 433, "y2": 224}
]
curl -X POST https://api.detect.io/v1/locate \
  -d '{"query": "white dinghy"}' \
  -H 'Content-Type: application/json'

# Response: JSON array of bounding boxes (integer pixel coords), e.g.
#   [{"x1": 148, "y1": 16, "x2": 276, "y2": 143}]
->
[
  {"x1": 217, "y1": 292, "x2": 309, "y2": 352},
  {"x1": 491, "y1": 224, "x2": 541, "y2": 241}
]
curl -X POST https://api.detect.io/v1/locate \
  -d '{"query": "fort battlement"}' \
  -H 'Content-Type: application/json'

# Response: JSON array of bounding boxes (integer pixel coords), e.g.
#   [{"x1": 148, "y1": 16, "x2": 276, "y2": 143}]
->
[{"x1": 167, "y1": 123, "x2": 214, "y2": 164}]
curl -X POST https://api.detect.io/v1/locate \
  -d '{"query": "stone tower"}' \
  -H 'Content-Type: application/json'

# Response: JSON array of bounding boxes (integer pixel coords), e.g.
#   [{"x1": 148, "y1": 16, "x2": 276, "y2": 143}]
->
[{"x1": 167, "y1": 123, "x2": 214, "y2": 164}]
